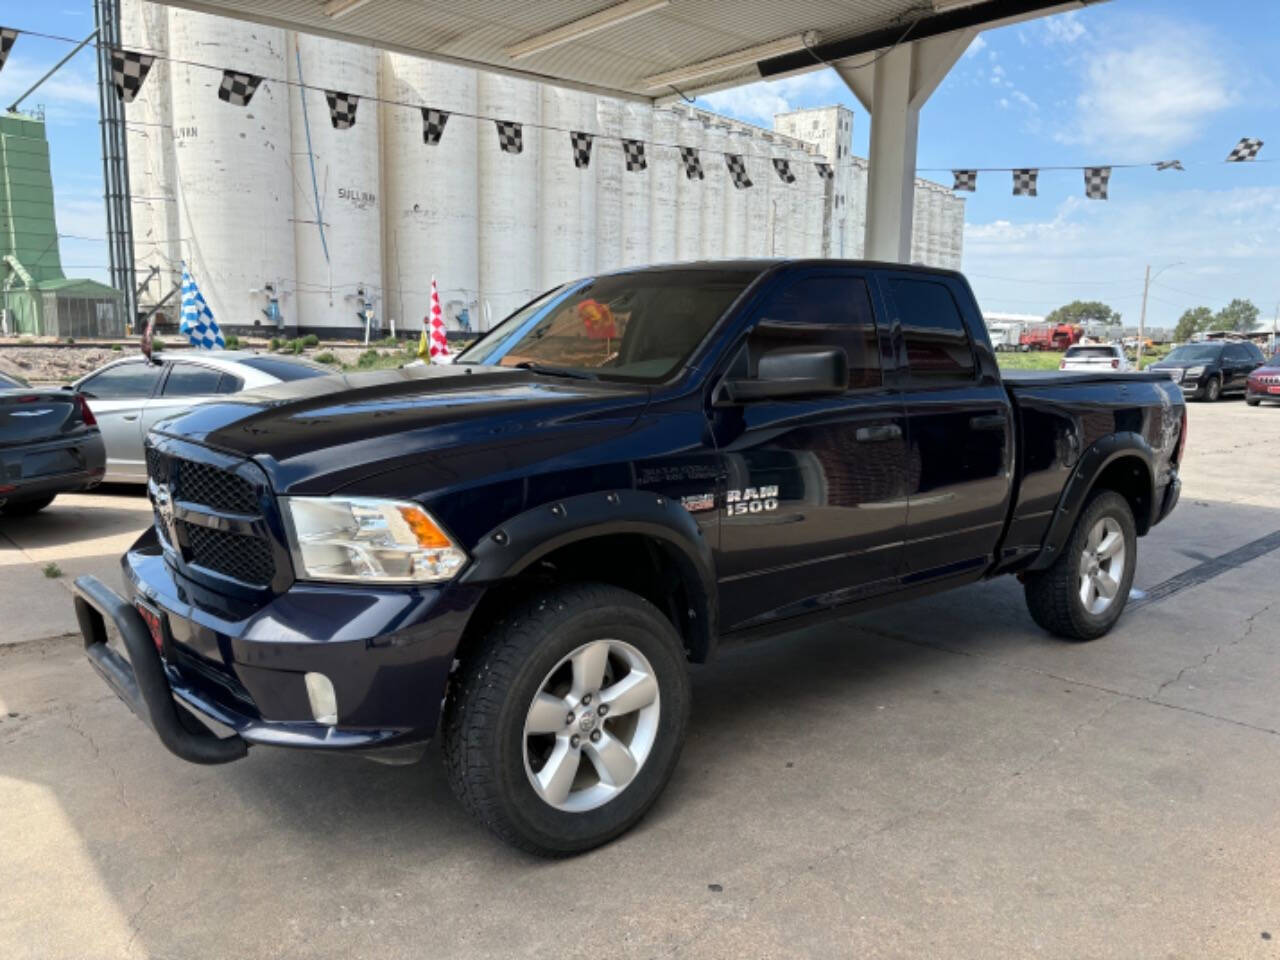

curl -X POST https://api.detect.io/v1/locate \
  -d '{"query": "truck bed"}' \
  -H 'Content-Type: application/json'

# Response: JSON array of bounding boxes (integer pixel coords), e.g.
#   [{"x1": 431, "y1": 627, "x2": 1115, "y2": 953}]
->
[{"x1": 1000, "y1": 369, "x2": 1170, "y2": 387}]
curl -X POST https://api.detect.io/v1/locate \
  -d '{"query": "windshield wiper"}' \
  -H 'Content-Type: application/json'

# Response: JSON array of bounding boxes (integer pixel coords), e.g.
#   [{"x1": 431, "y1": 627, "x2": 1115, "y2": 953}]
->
[{"x1": 512, "y1": 361, "x2": 598, "y2": 381}]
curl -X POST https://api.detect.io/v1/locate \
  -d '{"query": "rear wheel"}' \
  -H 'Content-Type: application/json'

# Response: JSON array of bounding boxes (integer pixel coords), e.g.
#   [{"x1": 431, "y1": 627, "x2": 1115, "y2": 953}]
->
[
  {"x1": 0, "y1": 495, "x2": 55, "y2": 516},
  {"x1": 1247, "y1": 398, "x2": 1261, "y2": 407},
  {"x1": 443, "y1": 583, "x2": 690, "y2": 856},
  {"x1": 1204, "y1": 376, "x2": 1222, "y2": 402},
  {"x1": 1024, "y1": 490, "x2": 1137, "y2": 641}
]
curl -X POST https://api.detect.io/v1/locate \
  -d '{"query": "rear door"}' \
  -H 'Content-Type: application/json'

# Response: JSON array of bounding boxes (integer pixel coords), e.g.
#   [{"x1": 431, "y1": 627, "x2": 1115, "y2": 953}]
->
[
  {"x1": 1224, "y1": 342, "x2": 1260, "y2": 391},
  {"x1": 712, "y1": 269, "x2": 908, "y2": 631},
  {"x1": 881, "y1": 272, "x2": 1014, "y2": 583},
  {"x1": 75, "y1": 360, "x2": 164, "y2": 480},
  {"x1": 141, "y1": 361, "x2": 241, "y2": 438}
]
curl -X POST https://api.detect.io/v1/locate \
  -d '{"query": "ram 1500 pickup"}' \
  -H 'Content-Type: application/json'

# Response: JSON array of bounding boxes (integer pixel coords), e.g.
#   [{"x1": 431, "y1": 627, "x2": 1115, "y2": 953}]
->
[{"x1": 72, "y1": 261, "x2": 1185, "y2": 855}]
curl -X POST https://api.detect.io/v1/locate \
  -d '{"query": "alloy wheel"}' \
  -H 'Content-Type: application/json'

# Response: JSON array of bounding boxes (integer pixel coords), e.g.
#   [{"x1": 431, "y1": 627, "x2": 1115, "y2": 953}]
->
[{"x1": 1078, "y1": 516, "x2": 1126, "y2": 615}]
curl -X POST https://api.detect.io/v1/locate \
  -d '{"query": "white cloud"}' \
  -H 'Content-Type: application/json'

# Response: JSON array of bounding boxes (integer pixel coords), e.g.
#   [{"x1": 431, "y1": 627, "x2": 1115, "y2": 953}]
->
[
  {"x1": 1042, "y1": 12, "x2": 1088, "y2": 45},
  {"x1": 964, "y1": 35, "x2": 987, "y2": 59},
  {"x1": 698, "y1": 70, "x2": 842, "y2": 127},
  {"x1": 0, "y1": 61, "x2": 100, "y2": 120},
  {"x1": 1053, "y1": 23, "x2": 1233, "y2": 158},
  {"x1": 963, "y1": 187, "x2": 1280, "y2": 330}
]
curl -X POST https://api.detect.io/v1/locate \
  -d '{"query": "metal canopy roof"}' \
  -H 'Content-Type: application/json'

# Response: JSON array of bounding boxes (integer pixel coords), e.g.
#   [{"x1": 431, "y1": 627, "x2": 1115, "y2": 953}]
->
[{"x1": 149, "y1": 0, "x2": 1083, "y2": 101}]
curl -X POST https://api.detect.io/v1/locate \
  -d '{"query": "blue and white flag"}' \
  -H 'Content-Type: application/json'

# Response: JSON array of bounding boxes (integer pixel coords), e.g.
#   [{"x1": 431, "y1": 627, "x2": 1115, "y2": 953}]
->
[{"x1": 180, "y1": 264, "x2": 224, "y2": 349}]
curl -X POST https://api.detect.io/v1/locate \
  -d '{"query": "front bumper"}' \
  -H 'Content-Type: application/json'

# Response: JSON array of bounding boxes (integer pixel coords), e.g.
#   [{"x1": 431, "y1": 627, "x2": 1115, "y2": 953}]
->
[{"x1": 74, "y1": 535, "x2": 483, "y2": 764}]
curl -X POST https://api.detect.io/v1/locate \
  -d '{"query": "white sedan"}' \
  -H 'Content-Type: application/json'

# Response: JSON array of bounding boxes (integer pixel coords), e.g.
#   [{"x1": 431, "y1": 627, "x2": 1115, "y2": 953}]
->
[
  {"x1": 1059, "y1": 343, "x2": 1132, "y2": 373},
  {"x1": 73, "y1": 351, "x2": 331, "y2": 481}
]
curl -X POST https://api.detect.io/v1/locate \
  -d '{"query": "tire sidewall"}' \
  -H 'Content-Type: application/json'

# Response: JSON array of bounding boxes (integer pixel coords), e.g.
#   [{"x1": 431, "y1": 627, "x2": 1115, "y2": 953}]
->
[
  {"x1": 1065, "y1": 492, "x2": 1137, "y2": 636},
  {"x1": 487, "y1": 594, "x2": 690, "y2": 854},
  {"x1": 1206, "y1": 376, "x2": 1221, "y2": 401}
]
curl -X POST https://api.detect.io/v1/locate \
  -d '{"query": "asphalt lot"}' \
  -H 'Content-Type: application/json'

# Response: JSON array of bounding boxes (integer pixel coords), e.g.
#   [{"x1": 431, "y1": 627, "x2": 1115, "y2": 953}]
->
[{"x1": 2, "y1": 398, "x2": 1279, "y2": 959}]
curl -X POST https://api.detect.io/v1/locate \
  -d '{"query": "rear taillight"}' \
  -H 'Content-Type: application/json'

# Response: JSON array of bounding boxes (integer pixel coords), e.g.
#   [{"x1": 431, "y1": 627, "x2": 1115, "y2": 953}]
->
[
  {"x1": 1059, "y1": 360, "x2": 1067, "y2": 370},
  {"x1": 1111, "y1": 358, "x2": 1120, "y2": 369},
  {"x1": 76, "y1": 394, "x2": 97, "y2": 427}
]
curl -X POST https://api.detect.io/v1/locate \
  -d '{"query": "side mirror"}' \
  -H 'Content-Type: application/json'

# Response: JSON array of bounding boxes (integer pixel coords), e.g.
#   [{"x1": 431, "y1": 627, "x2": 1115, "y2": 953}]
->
[{"x1": 722, "y1": 347, "x2": 848, "y2": 402}]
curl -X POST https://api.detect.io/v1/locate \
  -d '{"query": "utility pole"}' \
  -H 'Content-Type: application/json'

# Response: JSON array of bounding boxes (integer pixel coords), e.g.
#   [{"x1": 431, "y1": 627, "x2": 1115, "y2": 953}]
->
[
  {"x1": 1137, "y1": 263, "x2": 1151, "y2": 369},
  {"x1": 1272, "y1": 302, "x2": 1278, "y2": 355}
]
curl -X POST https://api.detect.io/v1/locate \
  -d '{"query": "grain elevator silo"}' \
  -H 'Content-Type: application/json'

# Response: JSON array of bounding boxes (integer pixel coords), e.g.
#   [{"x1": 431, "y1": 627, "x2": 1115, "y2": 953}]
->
[
  {"x1": 620, "y1": 101, "x2": 651, "y2": 268},
  {"x1": 648, "y1": 108, "x2": 678, "y2": 263}
]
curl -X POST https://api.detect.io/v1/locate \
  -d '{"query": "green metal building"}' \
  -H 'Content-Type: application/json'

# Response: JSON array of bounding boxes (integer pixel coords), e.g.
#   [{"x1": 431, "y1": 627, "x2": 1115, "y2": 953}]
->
[{"x1": 1, "y1": 112, "x2": 124, "y2": 337}]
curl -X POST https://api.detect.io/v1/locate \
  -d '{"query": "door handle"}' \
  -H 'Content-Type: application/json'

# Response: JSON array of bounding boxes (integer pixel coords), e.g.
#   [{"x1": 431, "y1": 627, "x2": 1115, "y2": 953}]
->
[
  {"x1": 969, "y1": 414, "x2": 1006, "y2": 432},
  {"x1": 855, "y1": 424, "x2": 902, "y2": 443},
  {"x1": 122, "y1": 414, "x2": 139, "y2": 421}
]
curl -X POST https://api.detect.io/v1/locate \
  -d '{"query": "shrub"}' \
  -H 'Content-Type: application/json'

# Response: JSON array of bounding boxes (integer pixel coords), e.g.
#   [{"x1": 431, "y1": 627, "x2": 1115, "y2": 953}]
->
[
  {"x1": 65, "y1": 337, "x2": 76, "y2": 344},
  {"x1": 301, "y1": 334, "x2": 319, "y2": 347},
  {"x1": 111, "y1": 344, "x2": 122, "y2": 352},
  {"x1": 357, "y1": 349, "x2": 381, "y2": 368},
  {"x1": 314, "y1": 351, "x2": 336, "y2": 364},
  {"x1": 269, "y1": 337, "x2": 282, "y2": 350},
  {"x1": 42, "y1": 562, "x2": 63, "y2": 579},
  {"x1": 223, "y1": 334, "x2": 240, "y2": 348},
  {"x1": 152, "y1": 338, "x2": 166, "y2": 352}
]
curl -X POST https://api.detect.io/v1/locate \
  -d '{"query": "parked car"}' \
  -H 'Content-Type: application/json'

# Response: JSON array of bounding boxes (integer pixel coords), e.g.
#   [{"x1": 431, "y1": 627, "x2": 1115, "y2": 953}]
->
[
  {"x1": 72, "y1": 261, "x2": 1185, "y2": 856},
  {"x1": 73, "y1": 351, "x2": 331, "y2": 481},
  {"x1": 1246, "y1": 354, "x2": 1280, "y2": 406},
  {"x1": 1146, "y1": 340, "x2": 1266, "y2": 401},
  {"x1": 1059, "y1": 343, "x2": 1131, "y2": 372},
  {"x1": 1, "y1": 372, "x2": 105, "y2": 515}
]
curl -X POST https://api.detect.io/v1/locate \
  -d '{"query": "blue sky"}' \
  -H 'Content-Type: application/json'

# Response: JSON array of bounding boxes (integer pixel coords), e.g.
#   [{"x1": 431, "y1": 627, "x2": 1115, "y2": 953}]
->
[{"x1": 3, "y1": 1, "x2": 1279, "y2": 333}]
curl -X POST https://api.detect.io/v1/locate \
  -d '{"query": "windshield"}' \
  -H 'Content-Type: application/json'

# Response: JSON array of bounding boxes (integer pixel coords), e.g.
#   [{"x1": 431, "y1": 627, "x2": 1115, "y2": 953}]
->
[
  {"x1": 1164, "y1": 344, "x2": 1222, "y2": 364},
  {"x1": 456, "y1": 270, "x2": 756, "y2": 380}
]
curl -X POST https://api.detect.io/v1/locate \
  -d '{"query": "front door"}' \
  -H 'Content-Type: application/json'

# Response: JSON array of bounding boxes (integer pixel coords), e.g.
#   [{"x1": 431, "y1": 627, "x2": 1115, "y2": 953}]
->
[
  {"x1": 76, "y1": 360, "x2": 165, "y2": 481},
  {"x1": 711, "y1": 270, "x2": 908, "y2": 632}
]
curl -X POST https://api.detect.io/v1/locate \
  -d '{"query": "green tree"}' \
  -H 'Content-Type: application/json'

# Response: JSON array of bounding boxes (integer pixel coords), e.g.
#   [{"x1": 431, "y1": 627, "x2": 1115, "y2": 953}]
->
[
  {"x1": 1174, "y1": 306, "x2": 1214, "y2": 341},
  {"x1": 1045, "y1": 300, "x2": 1122, "y2": 327},
  {"x1": 1214, "y1": 298, "x2": 1260, "y2": 332}
]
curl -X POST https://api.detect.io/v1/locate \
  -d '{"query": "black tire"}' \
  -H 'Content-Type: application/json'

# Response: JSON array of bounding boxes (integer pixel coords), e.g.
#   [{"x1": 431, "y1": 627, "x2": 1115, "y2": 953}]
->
[
  {"x1": 1247, "y1": 398, "x2": 1261, "y2": 407},
  {"x1": 0, "y1": 494, "x2": 55, "y2": 516},
  {"x1": 1204, "y1": 376, "x2": 1221, "y2": 402},
  {"x1": 1024, "y1": 490, "x2": 1137, "y2": 641},
  {"x1": 442, "y1": 582, "x2": 691, "y2": 857}
]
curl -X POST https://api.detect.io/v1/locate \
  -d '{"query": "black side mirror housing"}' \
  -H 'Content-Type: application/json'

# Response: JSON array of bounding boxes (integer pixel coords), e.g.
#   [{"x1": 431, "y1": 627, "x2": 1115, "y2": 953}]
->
[{"x1": 722, "y1": 347, "x2": 848, "y2": 402}]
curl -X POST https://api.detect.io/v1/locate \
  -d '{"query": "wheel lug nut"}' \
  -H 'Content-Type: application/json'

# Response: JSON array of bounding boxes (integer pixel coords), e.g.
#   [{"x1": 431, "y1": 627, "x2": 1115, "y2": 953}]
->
[
  {"x1": 570, "y1": 734, "x2": 581, "y2": 748},
  {"x1": 597, "y1": 704, "x2": 609, "y2": 717},
  {"x1": 566, "y1": 712, "x2": 575, "y2": 725},
  {"x1": 590, "y1": 729, "x2": 601, "y2": 743},
  {"x1": 581, "y1": 693, "x2": 592, "y2": 706}
]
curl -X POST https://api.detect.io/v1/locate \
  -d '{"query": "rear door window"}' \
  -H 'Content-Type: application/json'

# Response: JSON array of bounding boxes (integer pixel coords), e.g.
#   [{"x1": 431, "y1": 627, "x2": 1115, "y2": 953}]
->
[
  {"x1": 79, "y1": 362, "x2": 163, "y2": 399},
  {"x1": 162, "y1": 363, "x2": 226, "y2": 397},
  {"x1": 748, "y1": 275, "x2": 881, "y2": 389},
  {"x1": 889, "y1": 279, "x2": 976, "y2": 382}
]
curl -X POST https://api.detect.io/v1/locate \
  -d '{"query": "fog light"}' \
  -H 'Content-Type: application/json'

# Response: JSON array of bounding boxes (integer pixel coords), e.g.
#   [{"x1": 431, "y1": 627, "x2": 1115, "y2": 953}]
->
[{"x1": 304, "y1": 672, "x2": 338, "y2": 726}]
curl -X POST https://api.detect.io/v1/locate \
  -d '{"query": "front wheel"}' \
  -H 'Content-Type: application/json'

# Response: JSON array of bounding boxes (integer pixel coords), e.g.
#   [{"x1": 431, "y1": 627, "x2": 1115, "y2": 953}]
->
[
  {"x1": 443, "y1": 583, "x2": 690, "y2": 856},
  {"x1": 1247, "y1": 398, "x2": 1261, "y2": 407},
  {"x1": 1024, "y1": 490, "x2": 1137, "y2": 641},
  {"x1": 1204, "y1": 376, "x2": 1222, "y2": 402}
]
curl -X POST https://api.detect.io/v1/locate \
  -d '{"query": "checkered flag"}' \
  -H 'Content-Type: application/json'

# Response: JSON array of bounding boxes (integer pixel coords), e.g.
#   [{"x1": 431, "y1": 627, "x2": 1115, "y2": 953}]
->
[
  {"x1": 814, "y1": 162, "x2": 834, "y2": 181},
  {"x1": 0, "y1": 28, "x2": 17, "y2": 74},
  {"x1": 1226, "y1": 137, "x2": 1263, "y2": 162},
  {"x1": 570, "y1": 131, "x2": 593, "y2": 169},
  {"x1": 953, "y1": 169, "x2": 977, "y2": 192},
  {"x1": 1084, "y1": 166, "x2": 1111, "y2": 200},
  {"x1": 496, "y1": 120, "x2": 523, "y2": 154},
  {"x1": 217, "y1": 70, "x2": 262, "y2": 107},
  {"x1": 623, "y1": 139, "x2": 646, "y2": 172},
  {"x1": 179, "y1": 264, "x2": 225, "y2": 350},
  {"x1": 421, "y1": 107, "x2": 449, "y2": 145},
  {"x1": 325, "y1": 90, "x2": 358, "y2": 129},
  {"x1": 1012, "y1": 168, "x2": 1038, "y2": 196},
  {"x1": 111, "y1": 48, "x2": 155, "y2": 103},
  {"x1": 772, "y1": 158, "x2": 795, "y2": 184},
  {"x1": 1155, "y1": 160, "x2": 1184, "y2": 172},
  {"x1": 679, "y1": 146, "x2": 704, "y2": 180},
  {"x1": 725, "y1": 153, "x2": 752, "y2": 189}
]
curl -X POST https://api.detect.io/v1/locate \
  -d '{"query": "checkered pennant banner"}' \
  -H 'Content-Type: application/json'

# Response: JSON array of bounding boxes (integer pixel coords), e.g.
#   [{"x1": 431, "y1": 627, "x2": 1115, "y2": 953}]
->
[
  {"x1": 725, "y1": 153, "x2": 752, "y2": 189},
  {"x1": 772, "y1": 158, "x2": 795, "y2": 184},
  {"x1": 496, "y1": 120, "x2": 523, "y2": 154},
  {"x1": 622, "y1": 139, "x2": 646, "y2": 172},
  {"x1": 0, "y1": 28, "x2": 17, "y2": 74},
  {"x1": 678, "y1": 146, "x2": 704, "y2": 180},
  {"x1": 111, "y1": 49, "x2": 155, "y2": 103},
  {"x1": 1012, "y1": 168, "x2": 1038, "y2": 196},
  {"x1": 814, "y1": 162, "x2": 834, "y2": 181},
  {"x1": 1155, "y1": 160, "x2": 1184, "y2": 172},
  {"x1": 179, "y1": 265, "x2": 225, "y2": 350},
  {"x1": 1226, "y1": 137, "x2": 1263, "y2": 162},
  {"x1": 1084, "y1": 166, "x2": 1111, "y2": 200},
  {"x1": 570, "y1": 131, "x2": 593, "y2": 169},
  {"x1": 953, "y1": 169, "x2": 977, "y2": 192},
  {"x1": 325, "y1": 90, "x2": 358, "y2": 129},
  {"x1": 421, "y1": 107, "x2": 449, "y2": 145},
  {"x1": 217, "y1": 70, "x2": 262, "y2": 107}
]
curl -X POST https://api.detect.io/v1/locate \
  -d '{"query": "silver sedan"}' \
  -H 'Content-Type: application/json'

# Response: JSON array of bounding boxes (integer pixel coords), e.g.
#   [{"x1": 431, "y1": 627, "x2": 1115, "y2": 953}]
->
[{"x1": 73, "y1": 351, "x2": 330, "y2": 482}]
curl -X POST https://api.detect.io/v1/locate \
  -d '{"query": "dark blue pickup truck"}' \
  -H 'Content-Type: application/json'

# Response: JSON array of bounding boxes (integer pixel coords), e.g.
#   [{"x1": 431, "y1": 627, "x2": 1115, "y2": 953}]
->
[{"x1": 72, "y1": 260, "x2": 1184, "y2": 855}]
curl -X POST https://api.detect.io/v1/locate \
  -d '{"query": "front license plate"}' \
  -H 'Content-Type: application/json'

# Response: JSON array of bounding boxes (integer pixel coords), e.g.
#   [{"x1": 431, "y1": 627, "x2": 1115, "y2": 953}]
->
[{"x1": 1269, "y1": 386, "x2": 1280, "y2": 395}]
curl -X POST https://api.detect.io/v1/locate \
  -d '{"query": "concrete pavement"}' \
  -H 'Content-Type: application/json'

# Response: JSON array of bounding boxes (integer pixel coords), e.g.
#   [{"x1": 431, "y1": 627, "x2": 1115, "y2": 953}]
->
[{"x1": 1, "y1": 399, "x2": 1279, "y2": 959}]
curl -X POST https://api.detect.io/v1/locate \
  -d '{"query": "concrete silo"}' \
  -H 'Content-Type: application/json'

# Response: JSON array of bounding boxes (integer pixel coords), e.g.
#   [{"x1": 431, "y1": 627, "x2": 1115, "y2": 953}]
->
[
  {"x1": 721, "y1": 128, "x2": 749, "y2": 258},
  {"x1": 699, "y1": 122, "x2": 727, "y2": 259},
  {"x1": 648, "y1": 107, "x2": 679, "y2": 263},
  {"x1": 477, "y1": 72, "x2": 539, "y2": 328},
  {"x1": 674, "y1": 109, "x2": 702, "y2": 262},
  {"x1": 745, "y1": 132, "x2": 770, "y2": 258},
  {"x1": 620, "y1": 101, "x2": 651, "y2": 268},
  {"x1": 591, "y1": 96, "x2": 621, "y2": 275},
  {"x1": 806, "y1": 151, "x2": 827, "y2": 257},
  {"x1": 786, "y1": 144, "x2": 808, "y2": 257},
  {"x1": 167, "y1": 7, "x2": 294, "y2": 328},
  {"x1": 289, "y1": 33, "x2": 380, "y2": 335},
  {"x1": 540, "y1": 85, "x2": 593, "y2": 289},
  {"x1": 381, "y1": 55, "x2": 478, "y2": 335}
]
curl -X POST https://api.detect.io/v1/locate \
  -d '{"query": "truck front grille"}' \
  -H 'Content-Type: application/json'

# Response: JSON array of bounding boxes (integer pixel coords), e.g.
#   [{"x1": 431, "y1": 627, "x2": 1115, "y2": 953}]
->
[
  {"x1": 174, "y1": 459, "x2": 260, "y2": 514},
  {"x1": 184, "y1": 524, "x2": 276, "y2": 585}
]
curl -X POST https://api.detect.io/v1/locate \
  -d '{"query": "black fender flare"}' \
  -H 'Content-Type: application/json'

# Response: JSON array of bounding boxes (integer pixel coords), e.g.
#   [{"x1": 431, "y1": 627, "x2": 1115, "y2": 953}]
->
[
  {"x1": 1027, "y1": 432, "x2": 1157, "y2": 572},
  {"x1": 461, "y1": 489, "x2": 719, "y2": 656}
]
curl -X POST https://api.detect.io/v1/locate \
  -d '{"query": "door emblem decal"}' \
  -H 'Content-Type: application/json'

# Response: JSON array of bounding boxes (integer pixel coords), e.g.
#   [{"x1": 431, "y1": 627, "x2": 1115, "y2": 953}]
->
[{"x1": 725, "y1": 486, "x2": 779, "y2": 516}]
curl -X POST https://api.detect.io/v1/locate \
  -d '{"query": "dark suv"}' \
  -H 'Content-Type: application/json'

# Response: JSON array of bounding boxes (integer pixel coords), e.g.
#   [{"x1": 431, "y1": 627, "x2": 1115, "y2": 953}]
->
[{"x1": 1148, "y1": 340, "x2": 1266, "y2": 401}]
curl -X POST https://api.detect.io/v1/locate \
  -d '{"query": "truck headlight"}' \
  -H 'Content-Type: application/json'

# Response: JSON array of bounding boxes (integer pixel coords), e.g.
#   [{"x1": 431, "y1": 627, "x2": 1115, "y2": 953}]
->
[
  {"x1": 1184, "y1": 365, "x2": 1205, "y2": 377},
  {"x1": 280, "y1": 497, "x2": 468, "y2": 583}
]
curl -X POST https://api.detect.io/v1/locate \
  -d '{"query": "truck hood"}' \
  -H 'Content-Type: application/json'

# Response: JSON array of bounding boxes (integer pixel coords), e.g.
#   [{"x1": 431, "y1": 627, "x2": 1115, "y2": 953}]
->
[{"x1": 151, "y1": 363, "x2": 651, "y2": 494}]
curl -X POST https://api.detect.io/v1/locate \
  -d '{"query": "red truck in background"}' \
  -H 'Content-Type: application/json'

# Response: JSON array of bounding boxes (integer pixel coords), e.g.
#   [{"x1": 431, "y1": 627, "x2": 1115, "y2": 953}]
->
[{"x1": 1020, "y1": 323, "x2": 1083, "y2": 351}]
